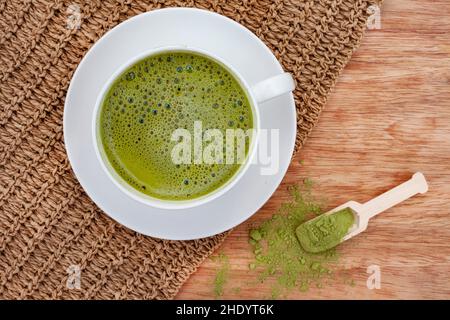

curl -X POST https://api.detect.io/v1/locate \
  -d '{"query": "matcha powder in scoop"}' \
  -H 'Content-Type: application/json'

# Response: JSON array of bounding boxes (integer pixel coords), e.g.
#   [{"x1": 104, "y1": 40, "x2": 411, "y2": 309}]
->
[{"x1": 296, "y1": 208, "x2": 355, "y2": 253}]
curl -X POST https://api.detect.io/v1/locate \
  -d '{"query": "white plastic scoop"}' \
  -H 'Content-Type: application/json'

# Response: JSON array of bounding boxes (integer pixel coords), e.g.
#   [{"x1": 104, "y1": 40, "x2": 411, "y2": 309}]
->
[{"x1": 326, "y1": 172, "x2": 428, "y2": 243}]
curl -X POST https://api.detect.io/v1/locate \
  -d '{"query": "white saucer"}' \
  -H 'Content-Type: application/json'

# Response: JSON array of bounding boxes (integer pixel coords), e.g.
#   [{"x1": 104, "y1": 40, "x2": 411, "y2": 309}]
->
[{"x1": 64, "y1": 8, "x2": 296, "y2": 240}]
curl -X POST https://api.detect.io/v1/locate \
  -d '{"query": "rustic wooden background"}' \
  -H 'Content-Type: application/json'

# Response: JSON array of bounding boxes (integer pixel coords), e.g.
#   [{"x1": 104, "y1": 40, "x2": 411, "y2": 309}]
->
[{"x1": 177, "y1": 0, "x2": 450, "y2": 299}]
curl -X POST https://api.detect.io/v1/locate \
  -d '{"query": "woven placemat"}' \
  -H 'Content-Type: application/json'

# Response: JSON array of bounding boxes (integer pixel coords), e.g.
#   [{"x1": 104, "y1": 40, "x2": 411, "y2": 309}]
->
[{"x1": 0, "y1": 0, "x2": 380, "y2": 299}]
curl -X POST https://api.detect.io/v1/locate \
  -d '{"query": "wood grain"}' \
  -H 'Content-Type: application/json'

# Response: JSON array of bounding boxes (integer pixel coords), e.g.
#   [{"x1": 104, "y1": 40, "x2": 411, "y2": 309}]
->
[{"x1": 176, "y1": 0, "x2": 450, "y2": 299}]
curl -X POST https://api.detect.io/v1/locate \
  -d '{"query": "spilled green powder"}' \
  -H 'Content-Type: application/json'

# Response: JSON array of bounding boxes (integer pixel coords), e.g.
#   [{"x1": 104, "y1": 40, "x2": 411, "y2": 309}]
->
[
  {"x1": 296, "y1": 208, "x2": 355, "y2": 253},
  {"x1": 211, "y1": 179, "x2": 356, "y2": 298},
  {"x1": 212, "y1": 253, "x2": 229, "y2": 298},
  {"x1": 248, "y1": 181, "x2": 340, "y2": 297},
  {"x1": 232, "y1": 287, "x2": 241, "y2": 294}
]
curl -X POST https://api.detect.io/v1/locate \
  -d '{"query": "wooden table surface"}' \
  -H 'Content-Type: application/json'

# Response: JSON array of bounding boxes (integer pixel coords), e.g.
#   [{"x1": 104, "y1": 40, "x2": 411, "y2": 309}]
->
[{"x1": 177, "y1": 0, "x2": 450, "y2": 299}]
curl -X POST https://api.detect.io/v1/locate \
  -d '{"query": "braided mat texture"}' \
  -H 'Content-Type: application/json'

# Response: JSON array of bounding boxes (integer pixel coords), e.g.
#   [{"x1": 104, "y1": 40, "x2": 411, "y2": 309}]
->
[{"x1": 0, "y1": 0, "x2": 379, "y2": 299}]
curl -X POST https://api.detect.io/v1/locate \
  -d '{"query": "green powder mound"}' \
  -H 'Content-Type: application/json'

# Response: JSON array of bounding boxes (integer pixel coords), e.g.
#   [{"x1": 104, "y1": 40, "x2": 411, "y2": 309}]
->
[
  {"x1": 248, "y1": 182, "x2": 340, "y2": 297},
  {"x1": 212, "y1": 253, "x2": 229, "y2": 298},
  {"x1": 296, "y1": 208, "x2": 355, "y2": 253}
]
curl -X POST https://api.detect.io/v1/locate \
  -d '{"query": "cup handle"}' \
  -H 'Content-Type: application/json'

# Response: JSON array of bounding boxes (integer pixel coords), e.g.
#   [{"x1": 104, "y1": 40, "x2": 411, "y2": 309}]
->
[{"x1": 250, "y1": 72, "x2": 295, "y2": 104}]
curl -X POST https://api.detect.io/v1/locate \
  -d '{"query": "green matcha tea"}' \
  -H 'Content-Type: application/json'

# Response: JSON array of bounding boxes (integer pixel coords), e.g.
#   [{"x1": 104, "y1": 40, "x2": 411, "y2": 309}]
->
[{"x1": 98, "y1": 51, "x2": 253, "y2": 201}]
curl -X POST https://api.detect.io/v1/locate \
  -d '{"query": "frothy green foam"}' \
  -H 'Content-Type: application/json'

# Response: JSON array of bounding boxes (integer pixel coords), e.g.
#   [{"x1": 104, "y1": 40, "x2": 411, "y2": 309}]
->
[{"x1": 99, "y1": 51, "x2": 253, "y2": 200}]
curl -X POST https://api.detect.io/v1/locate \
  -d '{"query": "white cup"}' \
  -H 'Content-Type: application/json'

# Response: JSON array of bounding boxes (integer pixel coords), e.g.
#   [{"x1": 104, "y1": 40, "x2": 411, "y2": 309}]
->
[{"x1": 92, "y1": 46, "x2": 295, "y2": 210}]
